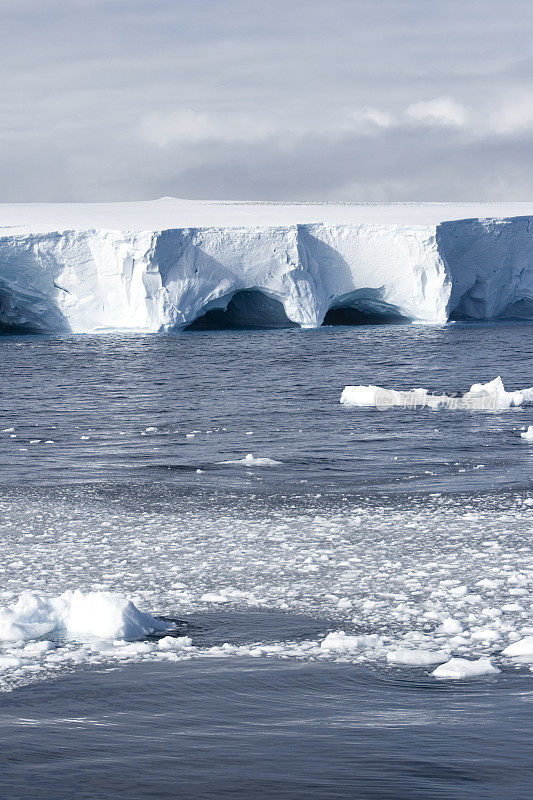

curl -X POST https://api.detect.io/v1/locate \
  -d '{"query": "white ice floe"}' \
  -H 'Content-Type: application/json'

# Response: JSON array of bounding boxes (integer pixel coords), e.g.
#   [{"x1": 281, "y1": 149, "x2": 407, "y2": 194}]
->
[
  {"x1": 200, "y1": 593, "x2": 230, "y2": 604},
  {"x1": 320, "y1": 631, "x2": 383, "y2": 652},
  {"x1": 386, "y1": 649, "x2": 449, "y2": 666},
  {"x1": 157, "y1": 636, "x2": 193, "y2": 651},
  {"x1": 340, "y1": 377, "x2": 531, "y2": 411},
  {"x1": 0, "y1": 590, "x2": 173, "y2": 642},
  {"x1": 221, "y1": 453, "x2": 282, "y2": 466},
  {"x1": 520, "y1": 426, "x2": 533, "y2": 440},
  {"x1": 431, "y1": 657, "x2": 501, "y2": 678},
  {"x1": 502, "y1": 636, "x2": 533, "y2": 657}
]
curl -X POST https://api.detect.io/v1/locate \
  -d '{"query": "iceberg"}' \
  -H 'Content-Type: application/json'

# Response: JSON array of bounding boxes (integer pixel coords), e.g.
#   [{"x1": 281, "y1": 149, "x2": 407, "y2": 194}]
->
[
  {"x1": 340, "y1": 377, "x2": 533, "y2": 411},
  {"x1": 0, "y1": 198, "x2": 532, "y2": 334},
  {"x1": 0, "y1": 590, "x2": 173, "y2": 642}
]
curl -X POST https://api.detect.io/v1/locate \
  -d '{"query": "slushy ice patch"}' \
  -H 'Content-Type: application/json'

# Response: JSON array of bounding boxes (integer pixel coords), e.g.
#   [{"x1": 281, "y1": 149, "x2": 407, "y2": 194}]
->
[{"x1": 0, "y1": 488, "x2": 530, "y2": 691}]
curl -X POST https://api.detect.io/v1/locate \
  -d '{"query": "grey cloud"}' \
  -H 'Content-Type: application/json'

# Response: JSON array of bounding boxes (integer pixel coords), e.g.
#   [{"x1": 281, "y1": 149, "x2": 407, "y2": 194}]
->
[{"x1": 1, "y1": 0, "x2": 533, "y2": 200}]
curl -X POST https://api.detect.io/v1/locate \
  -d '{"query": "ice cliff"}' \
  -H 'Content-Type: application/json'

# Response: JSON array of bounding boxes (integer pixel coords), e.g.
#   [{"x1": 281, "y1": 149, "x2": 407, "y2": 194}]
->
[{"x1": 0, "y1": 199, "x2": 532, "y2": 333}]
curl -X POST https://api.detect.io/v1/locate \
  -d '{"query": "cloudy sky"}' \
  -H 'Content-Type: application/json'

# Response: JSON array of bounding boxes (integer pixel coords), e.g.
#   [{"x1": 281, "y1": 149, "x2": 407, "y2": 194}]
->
[{"x1": 3, "y1": 0, "x2": 533, "y2": 201}]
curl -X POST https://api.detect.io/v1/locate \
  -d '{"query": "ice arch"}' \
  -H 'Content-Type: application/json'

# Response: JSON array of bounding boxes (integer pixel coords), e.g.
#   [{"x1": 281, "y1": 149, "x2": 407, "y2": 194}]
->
[
  {"x1": 321, "y1": 292, "x2": 411, "y2": 326},
  {"x1": 186, "y1": 289, "x2": 299, "y2": 330}
]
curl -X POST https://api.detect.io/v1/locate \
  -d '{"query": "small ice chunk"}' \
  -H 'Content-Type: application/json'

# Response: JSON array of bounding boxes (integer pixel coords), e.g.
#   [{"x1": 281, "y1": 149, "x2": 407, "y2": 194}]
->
[
  {"x1": 470, "y1": 628, "x2": 500, "y2": 642},
  {"x1": 110, "y1": 641, "x2": 155, "y2": 656},
  {"x1": 432, "y1": 657, "x2": 500, "y2": 678},
  {"x1": 201, "y1": 592, "x2": 230, "y2": 603},
  {"x1": 221, "y1": 453, "x2": 281, "y2": 466},
  {"x1": 320, "y1": 631, "x2": 382, "y2": 652},
  {"x1": 0, "y1": 655, "x2": 21, "y2": 670},
  {"x1": 449, "y1": 585, "x2": 468, "y2": 597},
  {"x1": 23, "y1": 640, "x2": 54, "y2": 656},
  {"x1": 520, "y1": 426, "x2": 533, "y2": 441},
  {"x1": 337, "y1": 598, "x2": 353, "y2": 610},
  {"x1": 157, "y1": 635, "x2": 193, "y2": 650},
  {"x1": 386, "y1": 649, "x2": 449, "y2": 666},
  {"x1": 438, "y1": 618, "x2": 463, "y2": 634}
]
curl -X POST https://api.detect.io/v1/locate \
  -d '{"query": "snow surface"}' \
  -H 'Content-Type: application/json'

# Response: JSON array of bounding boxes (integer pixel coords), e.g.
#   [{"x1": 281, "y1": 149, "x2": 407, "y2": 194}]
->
[
  {"x1": 0, "y1": 198, "x2": 532, "y2": 333},
  {"x1": 340, "y1": 377, "x2": 533, "y2": 411}
]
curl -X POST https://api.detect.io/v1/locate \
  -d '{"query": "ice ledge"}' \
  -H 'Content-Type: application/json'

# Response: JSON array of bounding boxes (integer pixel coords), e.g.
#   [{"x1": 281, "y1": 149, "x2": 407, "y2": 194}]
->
[{"x1": 0, "y1": 208, "x2": 531, "y2": 334}]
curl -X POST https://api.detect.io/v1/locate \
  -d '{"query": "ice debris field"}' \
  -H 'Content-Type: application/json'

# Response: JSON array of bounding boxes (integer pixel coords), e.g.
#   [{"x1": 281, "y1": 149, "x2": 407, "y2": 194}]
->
[
  {"x1": 0, "y1": 487, "x2": 531, "y2": 691},
  {"x1": 1, "y1": 198, "x2": 533, "y2": 334}
]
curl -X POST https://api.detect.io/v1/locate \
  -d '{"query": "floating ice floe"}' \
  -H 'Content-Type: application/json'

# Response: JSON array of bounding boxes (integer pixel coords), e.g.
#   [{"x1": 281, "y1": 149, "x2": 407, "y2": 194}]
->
[
  {"x1": 520, "y1": 426, "x2": 533, "y2": 440},
  {"x1": 200, "y1": 592, "x2": 230, "y2": 603},
  {"x1": 340, "y1": 377, "x2": 532, "y2": 411},
  {"x1": 386, "y1": 648, "x2": 449, "y2": 666},
  {"x1": 157, "y1": 635, "x2": 193, "y2": 651},
  {"x1": 221, "y1": 453, "x2": 282, "y2": 466},
  {"x1": 502, "y1": 636, "x2": 533, "y2": 657},
  {"x1": 320, "y1": 631, "x2": 383, "y2": 652},
  {"x1": 0, "y1": 590, "x2": 173, "y2": 642},
  {"x1": 431, "y1": 657, "x2": 501, "y2": 678}
]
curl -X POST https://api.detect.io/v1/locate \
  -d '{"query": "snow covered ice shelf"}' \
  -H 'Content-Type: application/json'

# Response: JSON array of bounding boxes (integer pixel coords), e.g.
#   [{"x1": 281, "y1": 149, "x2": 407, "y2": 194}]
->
[
  {"x1": 0, "y1": 198, "x2": 533, "y2": 333},
  {"x1": 0, "y1": 486, "x2": 531, "y2": 692}
]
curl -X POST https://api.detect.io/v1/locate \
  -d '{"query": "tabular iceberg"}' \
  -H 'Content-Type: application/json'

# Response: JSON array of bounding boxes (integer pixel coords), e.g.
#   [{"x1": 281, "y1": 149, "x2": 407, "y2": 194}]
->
[{"x1": 0, "y1": 198, "x2": 532, "y2": 334}]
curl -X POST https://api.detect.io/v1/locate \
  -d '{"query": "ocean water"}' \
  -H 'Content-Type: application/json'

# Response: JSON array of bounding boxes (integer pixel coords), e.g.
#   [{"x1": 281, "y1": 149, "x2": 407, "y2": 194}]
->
[{"x1": 0, "y1": 321, "x2": 531, "y2": 799}]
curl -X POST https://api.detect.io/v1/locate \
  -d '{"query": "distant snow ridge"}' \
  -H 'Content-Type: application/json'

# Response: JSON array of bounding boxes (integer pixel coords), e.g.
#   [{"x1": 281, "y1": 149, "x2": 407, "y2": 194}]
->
[
  {"x1": 340, "y1": 377, "x2": 533, "y2": 411},
  {"x1": 0, "y1": 199, "x2": 532, "y2": 333}
]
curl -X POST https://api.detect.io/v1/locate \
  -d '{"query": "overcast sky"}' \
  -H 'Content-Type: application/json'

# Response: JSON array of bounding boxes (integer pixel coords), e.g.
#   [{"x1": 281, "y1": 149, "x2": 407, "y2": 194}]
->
[{"x1": 3, "y1": 0, "x2": 533, "y2": 201}]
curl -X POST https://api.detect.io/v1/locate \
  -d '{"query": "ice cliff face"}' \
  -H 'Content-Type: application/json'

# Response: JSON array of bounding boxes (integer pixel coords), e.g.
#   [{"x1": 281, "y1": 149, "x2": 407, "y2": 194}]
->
[{"x1": 0, "y1": 200, "x2": 531, "y2": 333}]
